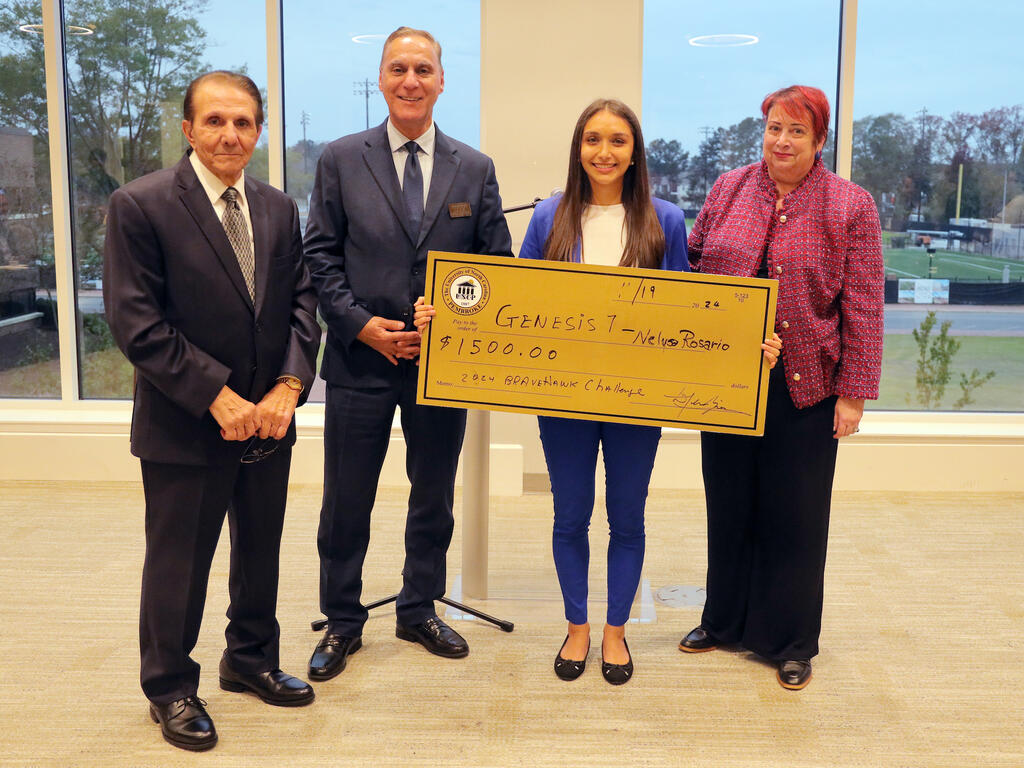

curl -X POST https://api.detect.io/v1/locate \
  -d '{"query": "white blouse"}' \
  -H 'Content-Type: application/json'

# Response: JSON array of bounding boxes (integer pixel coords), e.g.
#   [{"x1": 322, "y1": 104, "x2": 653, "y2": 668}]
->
[{"x1": 580, "y1": 203, "x2": 626, "y2": 266}]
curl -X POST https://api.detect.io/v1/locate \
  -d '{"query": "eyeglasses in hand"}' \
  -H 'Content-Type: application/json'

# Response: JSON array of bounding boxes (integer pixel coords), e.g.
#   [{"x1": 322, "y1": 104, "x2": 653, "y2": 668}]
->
[{"x1": 241, "y1": 436, "x2": 279, "y2": 464}]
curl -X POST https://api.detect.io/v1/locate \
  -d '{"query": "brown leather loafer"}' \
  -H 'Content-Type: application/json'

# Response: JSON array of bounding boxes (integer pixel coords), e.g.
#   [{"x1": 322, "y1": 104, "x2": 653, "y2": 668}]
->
[
  {"x1": 777, "y1": 659, "x2": 812, "y2": 690},
  {"x1": 678, "y1": 626, "x2": 719, "y2": 653},
  {"x1": 219, "y1": 653, "x2": 315, "y2": 706},
  {"x1": 396, "y1": 616, "x2": 469, "y2": 658},
  {"x1": 149, "y1": 696, "x2": 217, "y2": 751}
]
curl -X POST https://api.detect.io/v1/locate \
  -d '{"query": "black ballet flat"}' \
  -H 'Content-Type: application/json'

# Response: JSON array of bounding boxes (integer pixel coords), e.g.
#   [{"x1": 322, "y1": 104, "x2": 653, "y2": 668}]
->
[
  {"x1": 601, "y1": 639, "x2": 634, "y2": 685},
  {"x1": 554, "y1": 635, "x2": 590, "y2": 681}
]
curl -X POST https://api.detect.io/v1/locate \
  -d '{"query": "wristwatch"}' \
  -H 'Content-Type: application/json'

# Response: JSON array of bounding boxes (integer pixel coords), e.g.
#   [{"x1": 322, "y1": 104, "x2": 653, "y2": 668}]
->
[{"x1": 276, "y1": 375, "x2": 303, "y2": 393}]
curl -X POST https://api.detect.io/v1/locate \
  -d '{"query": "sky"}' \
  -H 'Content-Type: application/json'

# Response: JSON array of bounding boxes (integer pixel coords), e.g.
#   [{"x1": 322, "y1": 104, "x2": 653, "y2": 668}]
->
[
  {"x1": 197, "y1": 0, "x2": 1024, "y2": 154},
  {"x1": 200, "y1": 0, "x2": 479, "y2": 147},
  {"x1": 642, "y1": 0, "x2": 1024, "y2": 150}
]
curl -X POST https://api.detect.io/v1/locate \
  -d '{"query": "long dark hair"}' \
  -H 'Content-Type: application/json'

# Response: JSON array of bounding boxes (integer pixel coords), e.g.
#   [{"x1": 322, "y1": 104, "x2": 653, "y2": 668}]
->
[{"x1": 542, "y1": 98, "x2": 665, "y2": 269}]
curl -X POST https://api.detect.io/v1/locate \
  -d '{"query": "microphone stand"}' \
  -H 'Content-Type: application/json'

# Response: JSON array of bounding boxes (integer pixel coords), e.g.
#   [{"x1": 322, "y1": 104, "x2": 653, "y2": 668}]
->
[
  {"x1": 502, "y1": 196, "x2": 543, "y2": 214},
  {"x1": 312, "y1": 594, "x2": 513, "y2": 633}
]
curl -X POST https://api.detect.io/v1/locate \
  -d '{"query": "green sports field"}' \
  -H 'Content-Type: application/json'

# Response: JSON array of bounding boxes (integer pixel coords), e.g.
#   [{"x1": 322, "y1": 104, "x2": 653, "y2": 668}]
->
[
  {"x1": 873, "y1": 334, "x2": 1024, "y2": 411},
  {"x1": 883, "y1": 247, "x2": 1024, "y2": 281}
]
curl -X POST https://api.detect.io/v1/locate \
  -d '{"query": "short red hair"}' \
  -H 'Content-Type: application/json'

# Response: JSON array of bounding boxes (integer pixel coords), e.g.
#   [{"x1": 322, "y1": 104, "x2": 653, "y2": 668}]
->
[{"x1": 761, "y1": 85, "x2": 830, "y2": 144}]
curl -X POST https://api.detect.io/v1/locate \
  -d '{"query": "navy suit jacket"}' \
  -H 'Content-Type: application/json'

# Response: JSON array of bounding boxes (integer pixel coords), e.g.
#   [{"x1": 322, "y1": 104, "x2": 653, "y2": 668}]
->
[
  {"x1": 304, "y1": 121, "x2": 513, "y2": 388},
  {"x1": 103, "y1": 153, "x2": 320, "y2": 466}
]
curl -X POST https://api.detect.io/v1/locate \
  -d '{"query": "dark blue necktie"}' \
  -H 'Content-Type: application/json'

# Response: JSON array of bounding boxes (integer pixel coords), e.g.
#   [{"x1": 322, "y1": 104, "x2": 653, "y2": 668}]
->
[{"x1": 402, "y1": 140, "x2": 423, "y2": 238}]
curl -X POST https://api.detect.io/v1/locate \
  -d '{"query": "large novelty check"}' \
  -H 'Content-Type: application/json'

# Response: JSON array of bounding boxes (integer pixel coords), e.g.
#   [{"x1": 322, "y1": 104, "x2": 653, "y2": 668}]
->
[{"x1": 416, "y1": 252, "x2": 778, "y2": 435}]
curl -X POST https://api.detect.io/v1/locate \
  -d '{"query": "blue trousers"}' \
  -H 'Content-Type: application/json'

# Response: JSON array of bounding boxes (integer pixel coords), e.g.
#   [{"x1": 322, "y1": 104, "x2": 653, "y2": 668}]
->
[{"x1": 538, "y1": 416, "x2": 662, "y2": 626}]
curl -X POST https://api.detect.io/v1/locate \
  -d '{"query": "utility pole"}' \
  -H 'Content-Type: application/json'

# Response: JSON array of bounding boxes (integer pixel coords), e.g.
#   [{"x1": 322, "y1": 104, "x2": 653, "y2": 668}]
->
[
  {"x1": 354, "y1": 78, "x2": 379, "y2": 130},
  {"x1": 699, "y1": 126, "x2": 714, "y2": 199},
  {"x1": 300, "y1": 111, "x2": 310, "y2": 172},
  {"x1": 915, "y1": 107, "x2": 929, "y2": 138},
  {"x1": 915, "y1": 107, "x2": 929, "y2": 220}
]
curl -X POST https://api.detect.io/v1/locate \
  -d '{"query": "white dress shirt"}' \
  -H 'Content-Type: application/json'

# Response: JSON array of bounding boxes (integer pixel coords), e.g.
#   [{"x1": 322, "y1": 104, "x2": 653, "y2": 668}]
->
[
  {"x1": 386, "y1": 119, "x2": 435, "y2": 209},
  {"x1": 189, "y1": 150, "x2": 254, "y2": 241}
]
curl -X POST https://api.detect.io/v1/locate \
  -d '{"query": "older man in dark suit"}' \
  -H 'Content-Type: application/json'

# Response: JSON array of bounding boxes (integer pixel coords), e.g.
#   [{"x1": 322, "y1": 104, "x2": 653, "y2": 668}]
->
[
  {"x1": 103, "y1": 71, "x2": 320, "y2": 751},
  {"x1": 303, "y1": 26, "x2": 512, "y2": 679}
]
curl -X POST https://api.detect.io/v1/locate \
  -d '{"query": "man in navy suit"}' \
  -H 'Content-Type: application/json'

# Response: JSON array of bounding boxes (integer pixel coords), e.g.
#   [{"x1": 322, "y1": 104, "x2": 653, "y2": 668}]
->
[
  {"x1": 104, "y1": 71, "x2": 320, "y2": 751},
  {"x1": 304, "y1": 26, "x2": 512, "y2": 679}
]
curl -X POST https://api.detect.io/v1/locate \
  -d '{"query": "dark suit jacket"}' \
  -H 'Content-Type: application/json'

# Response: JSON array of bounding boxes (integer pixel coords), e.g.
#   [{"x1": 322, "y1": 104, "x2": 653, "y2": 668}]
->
[
  {"x1": 103, "y1": 153, "x2": 320, "y2": 466},
  {"x1": 303, "y1": 121, "x2": 513, "y2": 388}
]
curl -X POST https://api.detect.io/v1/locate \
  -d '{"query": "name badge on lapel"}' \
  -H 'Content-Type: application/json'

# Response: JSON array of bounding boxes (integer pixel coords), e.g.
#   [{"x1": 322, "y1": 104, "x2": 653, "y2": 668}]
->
[{"x1": 448, "y1": 202, "x2": 472, "y2": 219}]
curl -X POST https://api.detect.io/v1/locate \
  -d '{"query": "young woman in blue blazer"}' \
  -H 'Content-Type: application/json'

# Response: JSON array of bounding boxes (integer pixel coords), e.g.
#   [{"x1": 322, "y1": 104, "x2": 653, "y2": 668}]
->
[{"x1": 518, "y1": 99, "x2": 688, "y2": 685}]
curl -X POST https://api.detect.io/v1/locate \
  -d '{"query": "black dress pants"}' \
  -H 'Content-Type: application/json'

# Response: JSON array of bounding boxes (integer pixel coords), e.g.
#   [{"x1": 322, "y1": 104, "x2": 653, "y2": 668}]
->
[
  {"x1": 699, "y1": 362, "x2": 838, "y2": 661},
  {"x1": 317, "y1": 362, "x2": 466, "y2": 636},
  {"x1": 139, "y1": 447, "x2": 291, "y2": 704}
]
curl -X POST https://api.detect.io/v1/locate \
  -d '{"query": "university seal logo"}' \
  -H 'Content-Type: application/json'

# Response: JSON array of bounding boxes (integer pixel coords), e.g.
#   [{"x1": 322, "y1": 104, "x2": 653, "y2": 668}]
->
[{"x1": 441, "y1": 267, "x2": 489, "y2": 315}]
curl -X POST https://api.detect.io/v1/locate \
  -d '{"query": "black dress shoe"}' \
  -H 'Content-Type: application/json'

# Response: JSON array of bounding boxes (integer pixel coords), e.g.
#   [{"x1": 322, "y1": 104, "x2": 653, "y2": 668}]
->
[
  {"x1": 149, "y1": 696, "x2": 217, "y2": 751},
  {"x1": 678, "y1": 626, "x2": 719, "y2": 653},
  {"x1": 553, "y1": 635, "x2": 590, "y2": 681},
  {"x1": 777, "y1": 659, "x2": 812, "y2": 690},
  {"x1": 601, "y1": 639, "x2": 634, "y2": 685},
  {"x1": 218, "y1": 653, "x2": 315, "y2": 706},
  {"x1": 396, "y1": 616, "x2": 469, "y2": 658},
  {"x1": 308, "y1": 633, "x2": 362, "y2": 681}
]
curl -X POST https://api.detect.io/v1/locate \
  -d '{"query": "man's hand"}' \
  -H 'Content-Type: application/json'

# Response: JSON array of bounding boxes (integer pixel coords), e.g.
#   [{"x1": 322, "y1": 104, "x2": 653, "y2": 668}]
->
[
  {"x1": 357, "y1": 315, "x2": 421, "y2": 365},
  {"x1": 403, "y1": 296, "x2": 435, "y2": 365},
  {"x1": 255, "y1": 382, "x2": 301, "y2": 439},
  {"x1": 834, "y1": 396, "x2": 865, "y2": 439},
  {"x1": 209, "y1": 385, "x2": 260, "y2": 441}
]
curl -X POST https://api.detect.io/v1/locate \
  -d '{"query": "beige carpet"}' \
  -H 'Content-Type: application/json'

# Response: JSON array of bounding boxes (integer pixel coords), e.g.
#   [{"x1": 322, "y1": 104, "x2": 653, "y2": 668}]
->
[{"x1": 1, "y1": 480, "x2": 1022, "y2": 767}]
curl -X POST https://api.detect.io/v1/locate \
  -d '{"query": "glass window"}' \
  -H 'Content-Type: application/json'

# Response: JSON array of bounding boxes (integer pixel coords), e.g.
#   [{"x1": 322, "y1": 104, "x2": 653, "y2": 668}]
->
[
  {"x1": 63, "y1": 0, "x2": 267, "y2": 398},
  {"x1": 643, "y1": 1, "x2": 841, "y2": 213},
  {"x1": 282, "y1": 1, "x2": 481, "y2": 401},
  {"x1": 854, "y1": 1, "x2": 1024, "y2": 412},
  {"x1": 0, "y1": 1, "x2": 59, "y2": 398}
]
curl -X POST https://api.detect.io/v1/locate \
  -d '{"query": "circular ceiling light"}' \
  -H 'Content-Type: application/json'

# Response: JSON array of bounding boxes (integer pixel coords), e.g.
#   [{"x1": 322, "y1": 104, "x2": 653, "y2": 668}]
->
[
  {"x1": 688, "y1": 34, "x2": 758, "y2": 48},
  {"x1": 18, "y1": 23, "x2": 95, "y2": 35},
  {"x1": 351, "y1": 34, "x2": 386, "y2": 45}
]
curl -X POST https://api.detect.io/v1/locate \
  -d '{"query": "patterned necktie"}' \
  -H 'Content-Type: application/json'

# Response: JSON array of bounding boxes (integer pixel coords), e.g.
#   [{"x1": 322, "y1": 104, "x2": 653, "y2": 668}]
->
[
  {"x1": 221, "y1": 186, "x2": 254, "y2": 300},
  {"x1": 402, "y1": 140, "x2": 423, "y2": 238}
]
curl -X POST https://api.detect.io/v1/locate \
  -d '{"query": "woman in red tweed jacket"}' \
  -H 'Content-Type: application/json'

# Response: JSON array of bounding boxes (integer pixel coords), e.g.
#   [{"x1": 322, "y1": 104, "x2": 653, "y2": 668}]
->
[{"x1": 678, "y1": 85, "x2": 884, "y2": 690}]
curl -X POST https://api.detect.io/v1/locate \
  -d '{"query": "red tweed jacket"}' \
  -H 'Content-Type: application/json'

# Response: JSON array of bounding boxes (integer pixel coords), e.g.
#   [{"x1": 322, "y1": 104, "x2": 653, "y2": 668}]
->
[{"x1": 688, "y1": 159, "x2": 884, "y2": 408}]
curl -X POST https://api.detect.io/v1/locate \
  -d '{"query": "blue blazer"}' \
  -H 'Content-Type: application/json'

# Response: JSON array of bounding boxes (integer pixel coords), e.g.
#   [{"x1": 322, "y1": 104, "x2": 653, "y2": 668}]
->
[
  {"x1": 304, "y1": 121, "x2": 513, "y2": 388},
  {"x1": 518, "y1": 195, "x2": 689, "y2": 271}
]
